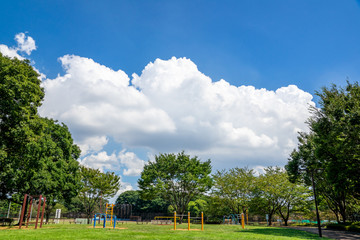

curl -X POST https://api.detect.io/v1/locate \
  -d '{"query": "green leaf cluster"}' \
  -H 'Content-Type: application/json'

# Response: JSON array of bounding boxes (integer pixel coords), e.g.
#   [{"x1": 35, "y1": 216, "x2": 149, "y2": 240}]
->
[
  {"x1": 79, "y1": 166, "x2": 121, "y2": 222},
  {"x1": 138, "y1": 151, "x2": 212, "y2": 219}
]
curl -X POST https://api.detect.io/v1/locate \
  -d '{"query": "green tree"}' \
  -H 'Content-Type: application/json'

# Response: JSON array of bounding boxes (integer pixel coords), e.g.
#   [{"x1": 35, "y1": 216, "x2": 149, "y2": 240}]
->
[
  {"x1": 138, "y1": 151, "x2": 212, "y2": 222},
  {"x1": 0, "y1": 54, "x2": 81, "y2": 223},
  {"x1": 277, "y1": 182, "x2": 310, "y2": 226},
  {"x1": 187, "y1": 199, "x2": 207, "y2": 217},
  {"x1": 252, "y1": 167, "x2": 300, "y2": 226},
  {"x1": 30, "y1": 118, "x2": 82, "y2": 222},
  {"x1": 212, "y1": 167, "x2": 255, "y2": 215},
  {"x1": 79, "y1": 166, "x2": 121, "y2": 223},
  {"x1": 115, "y1": 190, "x2": 169, "y2": 213},
  {"x1": 1, "y1": 116, "x2": 82, "y2": 222},
  {"x1": 0, "y1": 53, "x2": 44, "y2": 200},
  {"x1": 204, "y1": 195, "x2": 232, "y2": 223},
  {"x1": 287, "y1": 81, "x2": 360, "y2": 223}
]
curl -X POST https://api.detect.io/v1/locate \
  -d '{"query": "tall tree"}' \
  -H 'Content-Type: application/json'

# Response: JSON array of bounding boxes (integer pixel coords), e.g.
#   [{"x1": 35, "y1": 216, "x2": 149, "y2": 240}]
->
[
  {"x1": 0, "y1": 53, "x2": 44, "y2": 200},
  {"x1": 138, "y1": 151, "x2": 212, "y2": 222},
  {"x1": 0, "y1": 54, "x2": 82, "y2": 224},
  {"x1": 212, "y1": 167, "x2": 255, "y2": 215},
  {"x1": 287, "y1": 81, "x2": 360, "y2": 223},
  {"x1": 79, "y1": 166, "x2": 121, "y2": 223}
]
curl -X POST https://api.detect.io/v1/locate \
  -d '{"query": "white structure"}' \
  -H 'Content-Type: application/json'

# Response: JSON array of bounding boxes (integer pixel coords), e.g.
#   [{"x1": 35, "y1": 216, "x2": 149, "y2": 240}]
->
[{"x1": 55, "y1": 209, "x2": 61, "y2": 224}]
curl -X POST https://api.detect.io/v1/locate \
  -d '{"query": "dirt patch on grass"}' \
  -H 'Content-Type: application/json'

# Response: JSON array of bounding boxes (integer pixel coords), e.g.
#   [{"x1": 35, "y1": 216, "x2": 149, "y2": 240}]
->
[{"x1": 174, "y1": 229, "x2": 202, "y2": 231}]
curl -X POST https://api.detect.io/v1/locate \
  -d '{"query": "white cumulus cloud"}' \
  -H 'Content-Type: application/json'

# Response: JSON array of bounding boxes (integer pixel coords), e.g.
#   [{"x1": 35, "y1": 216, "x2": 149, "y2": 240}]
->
[
  {"x1": 79, "y1": 151, "x2": 119, "y2": 172},
  {"x1": 40, "y1": 55, "x2": 175, "y2": 151},
  {"x1": 14, "y1": 33, "x2": 36, "y2": 55},
  {"x1": 0, "y1": 33, "x2": 36, "y2": 59},
  {"x1": 40, "y1": 55, "x2": 315, "y2": 170},
  {"x1": 118, "y1": 150, "x2": 146, "y2": 176},
  {"x1": 0, "y1": 44, "x2": 24, "y2": 60}
]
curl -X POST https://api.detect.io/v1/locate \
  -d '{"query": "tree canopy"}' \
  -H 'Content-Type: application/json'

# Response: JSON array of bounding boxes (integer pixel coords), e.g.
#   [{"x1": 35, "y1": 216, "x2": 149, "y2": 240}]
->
[
  {"x1": 212, "y1": 167, "x2": 256, "y2": 215},
  {"x1": 138, "y1": 151, "x2": 212, "y2": 220},
  {"x1": 0, "y1": 53, "x2": 44, "y2": 200},
  {"x1": 286, "y1": 81, "x2": 360, "y2": 222},
  {"x1": 0, "y1": 54, "x2": 82, "y2": 219},
  {"x1": 115, "y1": 190, "x2": 169, "y2": 214},
  {"x1": 79, "y1": 166, "x2": 121, "y2": 223}
]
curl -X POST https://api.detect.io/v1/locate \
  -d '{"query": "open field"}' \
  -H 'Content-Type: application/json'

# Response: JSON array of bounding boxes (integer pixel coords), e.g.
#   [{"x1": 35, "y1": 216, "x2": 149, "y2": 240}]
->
[{"x1": 0, "y1": 222, "x2": 331, "y2": 240}]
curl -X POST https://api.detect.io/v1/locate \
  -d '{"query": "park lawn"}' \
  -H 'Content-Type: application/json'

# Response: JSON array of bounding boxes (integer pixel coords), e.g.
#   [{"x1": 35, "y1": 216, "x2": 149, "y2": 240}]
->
[{"x1": 0, "y1": 222, "x2": 330, "y2": 240}]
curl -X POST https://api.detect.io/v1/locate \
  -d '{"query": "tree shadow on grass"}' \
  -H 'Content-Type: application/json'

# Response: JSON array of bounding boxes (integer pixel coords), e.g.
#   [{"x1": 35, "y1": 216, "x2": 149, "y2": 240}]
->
[{"x1": 235, "y1": 227, "x2": 329, "y2": 239}]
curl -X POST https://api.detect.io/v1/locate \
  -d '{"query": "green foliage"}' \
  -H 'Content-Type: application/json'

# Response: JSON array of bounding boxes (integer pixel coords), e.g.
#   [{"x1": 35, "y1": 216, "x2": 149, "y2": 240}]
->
[
  {"x1": 326, "y1": 222, "x2": 360, "y2": 233},
  {"x1": 204, "y1": 195, "x2": 232, "y2": 220},
  {"x1": 212, "y1": 167, "x2": 256, "y2": 214},
  {"x1": 0, "y1": 54, "x2": 82, "y2": 220},
  {"x1": 115, "y1": 190, "x2": 169, "y2": 213},
  {"x1": 138, "y1": 151, "x2": 212, "y2": 219},
  {"x1": 187, "y1": 199, "x2": 207, "y2": 217},
  {"x1": 79, "y1": 166, "x2": 121, "y2": 222},
  {"x1": 0, "y1": 53, "x2": 44, "y2": 200},
  {"x1": 286, "y1": 81, "x2": 360, "y2": 223},
  {"x1": 251, "y1": 167, "x2": 310, "y2": 226}
]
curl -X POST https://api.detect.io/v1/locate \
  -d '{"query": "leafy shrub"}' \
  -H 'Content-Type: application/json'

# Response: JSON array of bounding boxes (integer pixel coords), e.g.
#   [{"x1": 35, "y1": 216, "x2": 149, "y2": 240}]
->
[{"x1": 326, "y1": 222, "x2": 360, "y2": 233}]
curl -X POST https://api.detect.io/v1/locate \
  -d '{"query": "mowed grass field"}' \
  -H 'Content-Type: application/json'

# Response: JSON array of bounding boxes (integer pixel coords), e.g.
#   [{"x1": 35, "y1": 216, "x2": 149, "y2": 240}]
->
[{"x1": 0, "y1": 222, "x2": 330, "y2": 240}]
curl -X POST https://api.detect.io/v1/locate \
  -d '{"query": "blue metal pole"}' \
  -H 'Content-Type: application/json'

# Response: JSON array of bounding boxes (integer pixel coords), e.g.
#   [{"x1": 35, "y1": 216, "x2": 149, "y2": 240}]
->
[
  {"x1": 93, "y1": 214, "x2": 97, "y2": 228},
  {"x1": 103, "y1": 215, "x2": 106, "y2": 228},
  {"x1": 113, "y1": 216, "x2": 116, "y2": 229}
]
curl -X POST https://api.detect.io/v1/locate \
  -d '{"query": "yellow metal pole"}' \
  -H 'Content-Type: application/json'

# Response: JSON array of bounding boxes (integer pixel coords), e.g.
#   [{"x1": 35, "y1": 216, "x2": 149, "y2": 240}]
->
[
  {"x1": 188, "y1": 212, "x2": 190, "y2": 231},
  {"x1": 174, "y1": 211, "x2": 176, "y2": 230},
  {"x1": 241, "y1": 213, "x2": 245, "y2": 229},
  {"x1": 201, "y1": 212, "x2": 204, "y2": 231},
  {"x1": 246, "y1": 209, "x2": 248, "y2": 225}
]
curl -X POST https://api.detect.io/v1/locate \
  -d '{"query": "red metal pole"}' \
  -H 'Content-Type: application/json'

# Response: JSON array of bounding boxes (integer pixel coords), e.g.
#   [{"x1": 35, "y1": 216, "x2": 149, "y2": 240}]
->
[
  {"x1": 35, "y1": 195, "x2": 42, "y2": 229},
  {"x1": 26, "y1": 197, "x2": 33, "y2": 228},
  {"x1": 19, "y1": 194, "x2": 28, "y2": 229},
  {"x1": 40, "y1": 197, "x2": 46, "y2": 228}
]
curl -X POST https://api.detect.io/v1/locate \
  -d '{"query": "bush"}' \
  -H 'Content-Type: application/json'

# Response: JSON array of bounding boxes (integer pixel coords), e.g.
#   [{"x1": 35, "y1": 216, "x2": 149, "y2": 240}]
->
[
  {"x1": 326, "y1": 222, "x2": 360, "y2": 233},
  {"x1": 205, "y1": 218, "x2": 222, "y2": 224}
]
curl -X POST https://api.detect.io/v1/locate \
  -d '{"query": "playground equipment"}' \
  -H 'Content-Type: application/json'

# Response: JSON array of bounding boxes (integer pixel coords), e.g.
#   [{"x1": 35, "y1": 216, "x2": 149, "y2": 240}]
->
[
  {"x1": 93, "y1": 203, "x2": 117, "y2": 229},
  {"x1": 173, "y1": 211, "x2": 204, "y2": 231},
  {"x1": 93, "y1": 213, "x2": 117, "y2": 229},
  {"x1": 153, "y1": 215, "x2": 179, "y2": 225},
  {"x1": 223, "y1": 214, "x2": 240, "y2": 224},
  {"x1": 223, "y1": 213, "x2": 245, "y2": 229},
  {"x1": 19, "y1": 194, "x2": 46, "y2": 229},
  {"x1": 105, "y1": 203, "x2": 115, "y2": 225}
]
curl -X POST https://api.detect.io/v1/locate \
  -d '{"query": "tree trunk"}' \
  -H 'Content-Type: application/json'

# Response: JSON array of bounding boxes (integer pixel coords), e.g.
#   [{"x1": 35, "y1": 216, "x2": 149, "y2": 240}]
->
[
  {"x1": 268, "y1": 213, "x2": 273, "y2": 226},
  {"x1": 284, "y1": 218, "x2": 288, "y2": 226}
]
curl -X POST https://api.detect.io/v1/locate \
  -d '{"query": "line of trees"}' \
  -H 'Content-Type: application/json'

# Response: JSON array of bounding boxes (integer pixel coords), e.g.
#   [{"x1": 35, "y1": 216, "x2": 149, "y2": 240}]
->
[
  {"x1": 2, "y1": 52, "x2": 359, "y2": 224},
  {"x1": 134, "y1": 160, "x2": 311, "y2": 225}
]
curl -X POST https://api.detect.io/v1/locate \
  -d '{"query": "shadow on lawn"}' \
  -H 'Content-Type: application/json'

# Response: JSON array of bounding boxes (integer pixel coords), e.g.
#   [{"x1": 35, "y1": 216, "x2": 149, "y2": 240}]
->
[{"x1": 236, "y1": 227, "x2": 325, "y2": 239}]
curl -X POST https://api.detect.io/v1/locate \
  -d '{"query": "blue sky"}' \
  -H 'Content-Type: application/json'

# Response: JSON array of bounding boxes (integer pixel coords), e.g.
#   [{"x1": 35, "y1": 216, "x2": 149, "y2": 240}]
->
[{"x1": 1, "y1": 0, "x2": 360, "y2": 199}]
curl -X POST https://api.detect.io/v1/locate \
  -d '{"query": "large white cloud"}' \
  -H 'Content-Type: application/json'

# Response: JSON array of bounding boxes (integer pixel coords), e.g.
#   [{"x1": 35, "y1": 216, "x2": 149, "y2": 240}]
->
[
  {"x1": 40, "y1": 55, "x2": 315, "y2": 169},
  {"x1": 40, "y1": 55, "x2": 175, "y2": 150}
]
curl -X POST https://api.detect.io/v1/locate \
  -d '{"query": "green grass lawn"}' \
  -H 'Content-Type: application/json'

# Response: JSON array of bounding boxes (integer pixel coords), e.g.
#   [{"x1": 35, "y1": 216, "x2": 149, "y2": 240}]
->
[{"x1": 0, "y1": 222, "x2": 330, "y2": 240}]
